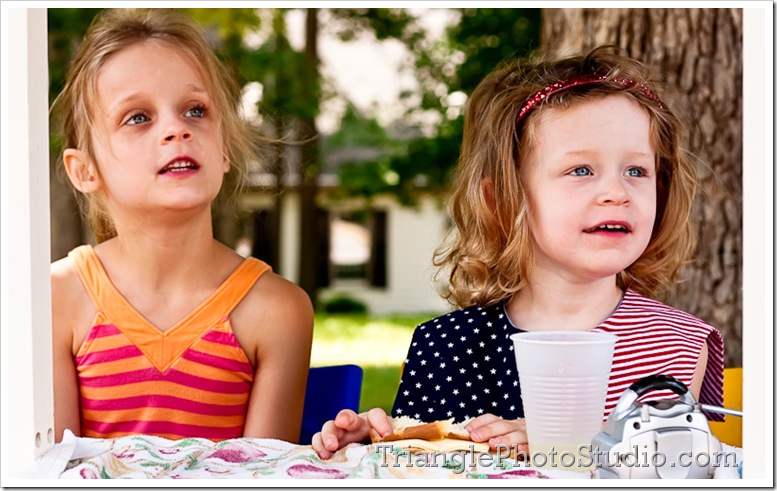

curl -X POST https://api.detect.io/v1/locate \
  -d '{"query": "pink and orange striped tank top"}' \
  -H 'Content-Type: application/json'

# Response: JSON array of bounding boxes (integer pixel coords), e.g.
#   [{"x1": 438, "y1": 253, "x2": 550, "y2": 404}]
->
[{"x1": 70, "y1": 245, "x2": 270, "y2": 441}]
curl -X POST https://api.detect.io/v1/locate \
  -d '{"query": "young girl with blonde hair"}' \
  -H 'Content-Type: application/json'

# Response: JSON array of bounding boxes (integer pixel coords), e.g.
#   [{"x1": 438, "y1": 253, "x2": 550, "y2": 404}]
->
[
  {"x1": 50, "y1": 8, "x2": 313, "y2": 443},
  {"x1": 313, "y1": 46, "x2": 724, "y2": 459}
]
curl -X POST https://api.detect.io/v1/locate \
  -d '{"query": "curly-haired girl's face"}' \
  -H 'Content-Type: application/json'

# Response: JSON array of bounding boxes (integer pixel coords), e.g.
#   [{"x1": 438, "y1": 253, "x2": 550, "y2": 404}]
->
[{"x1": 522, "y1": 94, "x2": 657, "y2": 284}]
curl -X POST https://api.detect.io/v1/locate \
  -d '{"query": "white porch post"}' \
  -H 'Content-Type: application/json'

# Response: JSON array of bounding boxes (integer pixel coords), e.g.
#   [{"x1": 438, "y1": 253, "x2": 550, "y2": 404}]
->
[{"x1": 2, "y1": 7, "x2": 55, "y2": 479}]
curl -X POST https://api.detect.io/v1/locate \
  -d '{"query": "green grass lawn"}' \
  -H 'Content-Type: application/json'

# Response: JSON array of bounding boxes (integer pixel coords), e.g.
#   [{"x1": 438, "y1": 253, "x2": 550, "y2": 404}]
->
[{"x1": 309, "y1": 313, "x2": 438, "y2": 414}]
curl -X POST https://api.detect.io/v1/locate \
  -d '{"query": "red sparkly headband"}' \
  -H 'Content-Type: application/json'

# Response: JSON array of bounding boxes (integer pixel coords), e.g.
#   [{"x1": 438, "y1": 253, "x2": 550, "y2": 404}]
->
[{"x1": 515, "y1": 73, "x2": 663, "y2": 123}]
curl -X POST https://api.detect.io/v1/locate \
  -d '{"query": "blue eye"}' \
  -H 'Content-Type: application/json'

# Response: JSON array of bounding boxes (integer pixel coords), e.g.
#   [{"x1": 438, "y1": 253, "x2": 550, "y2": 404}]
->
[
  {"x1": 626, "y1": 167, "x2": 647, "y2": 177},
  {"x1": 126, "y1": 113, "x2": 149, "y2": 125},
  {"x1": 186, "y1": 105, "x2": 206, "y2": 118},
  {"x1": 569, "y1": 166, "x2": 592, "y2": 176}
]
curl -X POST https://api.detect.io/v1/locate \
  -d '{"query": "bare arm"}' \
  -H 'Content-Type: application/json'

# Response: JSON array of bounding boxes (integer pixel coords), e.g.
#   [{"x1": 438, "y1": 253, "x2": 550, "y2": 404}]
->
[
  {"x1": 51, "y1": 258, "x2": 91, "y2": 442},
  {"x1": 689, "y1": 341, "x2": 709, "y2": 401},
  {"x1": 235, "y1": 273, "x2": 314, "y2": 442}
]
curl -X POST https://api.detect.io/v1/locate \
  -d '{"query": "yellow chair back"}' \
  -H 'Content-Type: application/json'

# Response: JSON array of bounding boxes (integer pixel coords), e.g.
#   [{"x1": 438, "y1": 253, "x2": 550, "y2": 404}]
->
[{"x1": 709, "y1": 367, "x2": 742, "y2": 447}]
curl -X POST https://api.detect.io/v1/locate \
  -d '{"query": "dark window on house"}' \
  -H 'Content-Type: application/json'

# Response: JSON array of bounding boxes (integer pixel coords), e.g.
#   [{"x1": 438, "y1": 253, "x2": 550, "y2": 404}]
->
[
  {"x1": 252, "y1": 209, "x2": 278, "y2": 268},
  {"x1": 369, "y1": 211, "x2": 387, "y2": 287}
]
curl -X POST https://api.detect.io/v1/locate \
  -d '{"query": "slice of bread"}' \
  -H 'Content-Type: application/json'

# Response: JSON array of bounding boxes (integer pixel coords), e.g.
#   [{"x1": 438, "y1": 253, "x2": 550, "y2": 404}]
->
[
  {"x1": 378, "y1": 438, "x2": 491, "y2": 454},
  {"x1": 369, "y1": 416, "x2": 490, "y2": 453}
]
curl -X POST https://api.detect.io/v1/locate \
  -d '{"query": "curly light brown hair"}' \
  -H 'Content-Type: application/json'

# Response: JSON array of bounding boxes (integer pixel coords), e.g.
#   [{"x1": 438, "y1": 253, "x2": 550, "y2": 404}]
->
[
  {"x1": 434, "y1": 46, "x2": 700, "y2": 308},
  {"x1": 51, "y1": 8, "x2": 263, "y2": 243}
]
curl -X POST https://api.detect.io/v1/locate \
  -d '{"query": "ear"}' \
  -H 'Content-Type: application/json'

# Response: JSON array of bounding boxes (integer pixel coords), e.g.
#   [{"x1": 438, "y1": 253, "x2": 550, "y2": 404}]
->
[
  {"x1": 222, "y1": 153, "x2": 230, "y2": 174},
  {"x1": 482, "y1": 177, "x2": 496, "y2": 213},
  {"x1": 63, "y1": 149, "x2": 101, "y2": 193}
]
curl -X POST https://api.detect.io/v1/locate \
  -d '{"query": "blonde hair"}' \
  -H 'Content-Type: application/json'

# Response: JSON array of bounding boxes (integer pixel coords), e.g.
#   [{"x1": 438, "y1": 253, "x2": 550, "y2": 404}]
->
[
  {"x1": 51, "y1": 8, "x2": 262, "y2": 243},
  {"x1": 435, "y1": 46, "x2": 700, "y2": 308}
]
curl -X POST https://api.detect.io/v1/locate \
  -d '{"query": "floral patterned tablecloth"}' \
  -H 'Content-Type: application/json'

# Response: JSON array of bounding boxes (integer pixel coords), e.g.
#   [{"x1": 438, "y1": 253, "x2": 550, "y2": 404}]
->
[
  {"x1": 26, "y1": 430, "x2": 590, "y2": 479},
  {"x1": 25, "y1": 430, "x2": 741, "y2": 480}
]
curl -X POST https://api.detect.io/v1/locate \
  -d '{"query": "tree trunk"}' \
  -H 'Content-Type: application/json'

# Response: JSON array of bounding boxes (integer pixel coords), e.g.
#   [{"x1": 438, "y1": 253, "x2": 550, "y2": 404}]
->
[
  {"x1": 270, "y1": 119, "x2": 286, "y2": 270},
  {"x1": 212, "y1": 169, "x2": 241, "y2": 249},
  {"x1": 298, "y1": 8, "x2": 322, "y2": 306},
  {"x1": 541, "y1": 8, "x2": 743, "y2": 367}
]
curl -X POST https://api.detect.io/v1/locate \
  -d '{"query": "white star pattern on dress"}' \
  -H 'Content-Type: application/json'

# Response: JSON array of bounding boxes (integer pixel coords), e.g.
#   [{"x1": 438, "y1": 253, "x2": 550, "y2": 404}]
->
[{"x1": 391, "y1": 301, "x2": 525, "y2": 423}]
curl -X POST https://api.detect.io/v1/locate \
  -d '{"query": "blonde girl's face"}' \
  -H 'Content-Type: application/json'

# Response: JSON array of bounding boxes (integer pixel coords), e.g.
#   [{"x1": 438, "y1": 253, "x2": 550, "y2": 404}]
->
[
  {"x1": 81, "y1": 40, "x2": 228, "y2": 220},
  {"x1": 521, "y1": 94, "x2": 657, "y2": 285}
]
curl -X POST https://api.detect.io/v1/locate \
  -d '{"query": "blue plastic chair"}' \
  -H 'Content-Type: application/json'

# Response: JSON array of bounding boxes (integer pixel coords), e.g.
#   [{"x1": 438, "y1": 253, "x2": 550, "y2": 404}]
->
[{"x1": 299, "y1": 364, "x2": 363, "y2": 445}]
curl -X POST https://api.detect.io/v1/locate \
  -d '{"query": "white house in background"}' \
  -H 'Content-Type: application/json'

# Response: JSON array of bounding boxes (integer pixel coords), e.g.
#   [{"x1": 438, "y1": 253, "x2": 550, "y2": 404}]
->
[{"x1": 239, "y1": 186, "x2": 452, "y2": 316}]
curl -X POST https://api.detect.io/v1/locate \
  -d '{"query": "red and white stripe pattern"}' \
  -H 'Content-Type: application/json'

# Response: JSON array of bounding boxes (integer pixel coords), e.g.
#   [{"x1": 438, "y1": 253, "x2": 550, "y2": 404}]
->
[{"x1": 593, "y1": 289, "x2": 725, "y2": 421}]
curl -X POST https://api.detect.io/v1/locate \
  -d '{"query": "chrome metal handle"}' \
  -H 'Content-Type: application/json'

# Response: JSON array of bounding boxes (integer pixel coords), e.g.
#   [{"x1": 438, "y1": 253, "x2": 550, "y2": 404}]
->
[{"x1": 699, "y1": 404, "x2": 743, "y2": 418}]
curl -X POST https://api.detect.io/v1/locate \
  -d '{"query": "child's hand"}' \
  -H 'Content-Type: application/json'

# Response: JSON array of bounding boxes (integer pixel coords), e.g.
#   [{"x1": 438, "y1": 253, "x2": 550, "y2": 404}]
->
[
  {"x1": 465, "y1": 413, "x2": 528, "y2": 453},
  {"x1": 312, "y1": 408, "x2": 393, "y2": 459}
]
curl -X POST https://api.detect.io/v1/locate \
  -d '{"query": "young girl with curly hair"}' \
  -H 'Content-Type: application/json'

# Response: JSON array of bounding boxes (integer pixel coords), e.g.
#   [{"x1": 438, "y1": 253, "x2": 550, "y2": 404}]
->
[{"x1": 313, "y1": 46, "x2": 724, "y2": 459}]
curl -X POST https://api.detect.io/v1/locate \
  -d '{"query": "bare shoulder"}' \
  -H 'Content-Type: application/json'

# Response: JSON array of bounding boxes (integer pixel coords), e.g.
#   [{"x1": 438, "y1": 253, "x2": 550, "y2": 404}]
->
[
  {"x1": 51, "y1": 255, "x2": 95, "y2": 354},
  {"x1": 239, "y1": 271, "x2": 313, "y2": 328},
  {"x1": 231, "y1": 269, "x2": 314, "y2": 362},
  {"x1": 51, "y1": 256, "x2": 87, "y2": 305},
  {"x1": 259, "y1": 271, "x2": 312, "y2": 311}
]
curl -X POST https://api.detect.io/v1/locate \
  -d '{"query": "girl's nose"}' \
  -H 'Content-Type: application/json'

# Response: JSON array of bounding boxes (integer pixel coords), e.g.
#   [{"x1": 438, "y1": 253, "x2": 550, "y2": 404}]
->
[
  {"x1": 162, "y1": 119, "x2": 192, "y2": 143},
  {"x1": 597, "y1": 177, "x2": 631, "y2": 205}
]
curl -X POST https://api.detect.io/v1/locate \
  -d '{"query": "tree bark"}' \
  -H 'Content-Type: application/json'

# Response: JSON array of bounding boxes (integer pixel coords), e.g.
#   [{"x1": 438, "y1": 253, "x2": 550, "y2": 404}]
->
[{"x1": 541, "y1": 8, "x2": 743, "y2": 367}]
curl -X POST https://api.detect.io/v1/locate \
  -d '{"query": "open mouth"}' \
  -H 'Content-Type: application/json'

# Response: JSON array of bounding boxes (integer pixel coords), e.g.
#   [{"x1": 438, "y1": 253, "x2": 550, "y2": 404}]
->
[
  {"x1": 159, "y1": 159, "x2": 200, "y2": 174},
  {"x1": 584, "y1": 223, "x2": 631, "y2": 233}
]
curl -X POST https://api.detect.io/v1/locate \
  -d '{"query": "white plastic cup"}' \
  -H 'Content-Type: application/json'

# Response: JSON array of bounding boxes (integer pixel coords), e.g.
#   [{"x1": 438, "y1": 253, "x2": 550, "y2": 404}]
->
[{"x1": 511, "y1": 331, "x2": 616, "y2": 471}]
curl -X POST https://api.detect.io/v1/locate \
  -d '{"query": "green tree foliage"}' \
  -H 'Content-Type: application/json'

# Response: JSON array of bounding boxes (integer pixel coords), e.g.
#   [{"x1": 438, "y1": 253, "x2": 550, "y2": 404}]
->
[
  {"x1": 326, "y1": 8, "x2": 541, "y2": 202},
  {"x1": 449, "y1": 8, "x2": 540, "y2": 93},
  {"x1": 329, "y1": 8, "x2": 418, "y2": 42},
  {"x1": 395, "y1": 8, "x2": 541, "y2": 189},
  {"x1": 47, "y1": 8, "x2": 103, "y2": 151},
  {"x1": 241, "y1": 10, "x2": 320, "y2": 123},
  {"x1": 185, "y1": 9, "x2": 262, "y2": 87},
  {"x1": 326, "y1": 104, "x2": 395, "y2": 149}
]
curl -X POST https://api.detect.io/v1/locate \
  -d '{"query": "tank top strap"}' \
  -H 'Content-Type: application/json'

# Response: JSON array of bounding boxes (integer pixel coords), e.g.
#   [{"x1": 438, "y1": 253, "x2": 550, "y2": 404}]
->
[
  {"x1": 68, "y1": 244, "x2": 115, "y2": 312},
  {"x1": 204, "y1": 257, "x2": 272, "y2": 318},
  {"x1": 69, "y1": 245, "x2": 272, "y2": 324}
]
